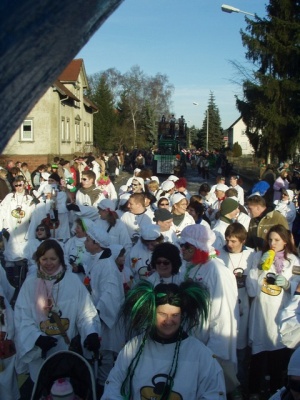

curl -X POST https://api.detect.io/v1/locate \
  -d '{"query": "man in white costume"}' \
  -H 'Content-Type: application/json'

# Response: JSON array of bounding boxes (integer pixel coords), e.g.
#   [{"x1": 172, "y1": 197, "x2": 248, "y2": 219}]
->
[{"x1": 82, "y1": 218, "x2": 124, "y2": 394}]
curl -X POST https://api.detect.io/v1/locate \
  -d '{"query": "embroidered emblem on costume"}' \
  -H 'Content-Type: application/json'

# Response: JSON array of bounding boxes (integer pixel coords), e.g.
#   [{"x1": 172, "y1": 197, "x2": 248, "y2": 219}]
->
[{"x1": 140, "y1": 374, "x2": 183, "y2": 400}]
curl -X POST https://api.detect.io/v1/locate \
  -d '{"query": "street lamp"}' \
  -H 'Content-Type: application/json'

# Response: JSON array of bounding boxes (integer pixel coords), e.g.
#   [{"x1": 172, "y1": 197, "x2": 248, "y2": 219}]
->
[
  {"x1": 193, "y1": 102, "x2": 209, "y2": 152},
  {"x1": 221, "y1": 4, "x2": 255, "y2": 17}
]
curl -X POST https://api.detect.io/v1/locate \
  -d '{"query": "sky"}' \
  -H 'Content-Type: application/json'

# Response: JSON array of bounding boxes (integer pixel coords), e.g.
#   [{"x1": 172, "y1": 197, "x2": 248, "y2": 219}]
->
[{"x1": 77, "y1": 0, "x2": 268, "y2": 130}]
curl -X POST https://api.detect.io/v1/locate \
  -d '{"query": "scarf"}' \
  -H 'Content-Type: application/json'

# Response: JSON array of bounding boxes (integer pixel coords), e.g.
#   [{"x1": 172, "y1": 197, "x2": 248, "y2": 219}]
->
[
  {"x1": 274, "y1": 250, "x2": 285, "y2": 274},
  {"x1": 78, "y1": 184, "x2": 101, "y2": 206},
  {"x1": 35, "y1": 266, "x2": 64, "y2": 322}
]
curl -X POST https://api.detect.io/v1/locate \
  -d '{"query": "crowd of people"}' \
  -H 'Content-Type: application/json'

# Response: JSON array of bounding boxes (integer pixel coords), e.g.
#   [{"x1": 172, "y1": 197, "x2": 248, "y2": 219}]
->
[{"x1": 0, "y1": 155, "x2": 299, "y2": 400}]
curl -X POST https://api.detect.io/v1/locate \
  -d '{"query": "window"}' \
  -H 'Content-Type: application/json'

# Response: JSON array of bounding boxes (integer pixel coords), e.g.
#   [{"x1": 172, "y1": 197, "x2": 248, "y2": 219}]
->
[
  {"x1": 61, "y1": 118, "x2": 65, "y2": 141},
  {"x1": 20, "y1": 119, "x2": 33, "y2": 141},
  {"x1": 75, "y1": 121, "x2": 80, "y2": 142},
  {"x1": 66, "y1": 119, "x2": 70, "y2": 141}
]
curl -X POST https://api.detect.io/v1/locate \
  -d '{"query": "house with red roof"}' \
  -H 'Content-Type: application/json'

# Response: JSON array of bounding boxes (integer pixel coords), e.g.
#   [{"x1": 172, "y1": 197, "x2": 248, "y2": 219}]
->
[{"x1": 1, "y1": 59, "x2": 97, "y2": 168}]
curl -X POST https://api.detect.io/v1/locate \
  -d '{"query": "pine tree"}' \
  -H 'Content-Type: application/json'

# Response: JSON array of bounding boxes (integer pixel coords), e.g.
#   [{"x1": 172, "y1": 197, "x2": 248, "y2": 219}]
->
[
  {"x1": 236, "y1": 0, "x2": 300, "y2": 161},
  {"x1": 88, "y1": 74, "x2": 116, "y2": 151},
  {"x1": 197, "y1": 92, "x2": 223, "y2": 151}
]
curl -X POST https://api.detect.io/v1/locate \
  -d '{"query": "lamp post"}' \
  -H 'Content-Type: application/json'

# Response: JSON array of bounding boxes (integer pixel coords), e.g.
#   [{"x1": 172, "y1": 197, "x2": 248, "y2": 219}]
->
[
  {"x1": 221, "y1": 4, "x2": 255, "y2": 17},
  {"x1": 193, "y1": 102, "x2": 209, "y2": 152}
]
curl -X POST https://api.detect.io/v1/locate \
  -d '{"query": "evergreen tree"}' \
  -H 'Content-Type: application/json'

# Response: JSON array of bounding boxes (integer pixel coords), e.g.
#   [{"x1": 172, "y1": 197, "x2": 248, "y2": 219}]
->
[
  {"x1": 196, "y1": 92, "x2": 223, "y2": 151},
  {"x1": 236, "y1": 0, "x2": 300, "y2": 161},
  {"x1": 88, "y1": 74, "x2": 116, "y2": 151}
]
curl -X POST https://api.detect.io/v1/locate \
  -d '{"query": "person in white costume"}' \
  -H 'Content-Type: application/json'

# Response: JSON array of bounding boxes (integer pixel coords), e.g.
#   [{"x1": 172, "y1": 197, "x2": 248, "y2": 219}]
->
[
  {"x1": 23, "y1": 223, "x2": 52, "y2": 276},
  {"x1": 153, "y1": 208, "x2": 178, "y2": 245},
  {"x1": 171, "y1": 192, "x2": 194, "y2": 238},
  {"x1": 213, "y1": 198, "x2": 240, "y2": 251},
  {"x1": 0, "y1": 283, "x2": 20, "y2": 400},
  {"x1": 76, "y1": 170, "x2": 103, "y2": 207},
  {"x1": 126, "y1": 225, "x2": 164, "y2": 282},
  {"x1": 180, "y1": 224, "x2": 239, "y2": 394},
  {"x1": 102, "y1": 280, "x2": 226, "y2": 399},
  {"x1": 147, "y1": 242, "x2": 184, "y2": 287},
  {"x1": 0, "y1": 176, "x2": 34, "y2": 264},
  {"x1": 96, "y1": 175, "x2": 118, "y2": 206},
  {"x1": 95, "y1": 198, "x2": 132, "y2": 256},
  {"x1": 218, "y1": 222, "x2": 260, "y2": 396},
  {"x1": 63, "y1": 218, "x2": 89, "y2": 281},
  {"x1": 82, "y1": 218, "x2": 125, "y2": 394},
  {"x1": 120, "y1": 193, "x2": 154, "y2": 245},
  {"x1": 27, "y1": 173, "x2": 70, "y2": 241},
  {"x1": 229, "y1": 175, "x2": 245, "y2": 206},
  {"x1": 274, "y1": 188, "x2": 296, "y2": 231},
  {"x1": 269, "y1": 346, "x2": 300, "y2": 400},
  {"x1": 247, "y1": 224, "x2": 300, "y2": 397},
  {"x1": 14, "y1": 240, "x2": 101, "y2": 383}
]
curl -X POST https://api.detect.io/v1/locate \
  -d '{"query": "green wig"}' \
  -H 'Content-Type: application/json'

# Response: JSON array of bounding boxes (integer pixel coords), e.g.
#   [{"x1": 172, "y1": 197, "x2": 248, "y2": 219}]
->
[{"x1": 122, "y1": 280, "x2": 210, "y2": 337}]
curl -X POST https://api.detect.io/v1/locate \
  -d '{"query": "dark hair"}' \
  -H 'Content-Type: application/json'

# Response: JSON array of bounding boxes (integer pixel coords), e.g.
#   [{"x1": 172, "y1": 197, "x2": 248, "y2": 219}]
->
[
  {"x1": 188, "y1": 202, "x2": 205, "y2": 218},
  {"x1": 35, "y1": 239, "x2": 66, "y2": 269},
  {"x1": 151, "y1": 242, "x2": 182, "y2": 274},
  {"x1": 225, "y1": 222, "x2": 247, "y2": 243},
  {"x1": 157, "y1": 197, "x2": 170, "y2": 207},
  {"x1": 36, "y1": 223, "x2": 51, "y2": 239},
  {"x1": 263, "y1": 224, "x2": 298, "y2": 258},
  {"x1": 82, "y1": 169, "x2": 96, "y2": 182},
  {"x1": 198, "y1": 183, "x2": 210, "y2": 194},
  {"x1": 144, "y1": 192, "x2": 157, "y2": 205}
]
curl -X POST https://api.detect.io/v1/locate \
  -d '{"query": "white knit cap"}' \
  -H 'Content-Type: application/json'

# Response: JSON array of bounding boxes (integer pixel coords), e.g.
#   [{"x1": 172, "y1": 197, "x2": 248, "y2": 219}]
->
[
  {"x1": 161, "y1": 180, "x2": 175, "y2": 191},
  {"x1": 140, "y1": 225, "x2": 161, "y2": 240},
  {"x1": 132, "y1": 177, "x2": 145, "y2": 191},
  {"x1": 216, "y1": 183, "x2": 229, "y2": 192},
  {"x1": 51, "y1": 378, "x2": 74, "y2": 400},
  {"x1": 288, "y1": 346, "x2": 300, "y2": 376},
  {"x1": 151, "y1": 176, "x2": 160, "y2": 183},
  {"x1": 180, "y1": 224, "x2": 216, "y2": 253},
  {"x1": 97, "y1": 198, "x2": 116, "y2": 211},
  {"x1": 118, "y1": 193, "x2": 131, "y2": 206},
  {"x1": 82, "y1": 218, "x2": 110, "y2": 248},
  {"x1": 171, "y1": 193, "x2": 186, "y2": 206},
  {"x1": 168, "y1": 175, "x2": 179, "y2": 182}
]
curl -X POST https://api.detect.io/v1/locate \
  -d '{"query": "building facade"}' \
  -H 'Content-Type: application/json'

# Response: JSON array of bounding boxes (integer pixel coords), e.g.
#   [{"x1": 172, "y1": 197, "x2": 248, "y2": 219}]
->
[
  {"x1": 1, "y1": 59, "x2": 97, "y2": 169},
  {"x1": 226, "y1": 116, "x2": 254, "y2": 156}
]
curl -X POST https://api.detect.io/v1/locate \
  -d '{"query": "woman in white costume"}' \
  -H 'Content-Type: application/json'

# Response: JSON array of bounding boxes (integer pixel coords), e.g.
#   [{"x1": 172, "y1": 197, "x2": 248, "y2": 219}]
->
[
  {"x1": 247, "y1": 224, "x2": 299, "y2": 397},
  {"x1": 102, "y1": 280, "x2": 226, "y2": 399},
  {"x1": 147, "y1": 242, "x2": 183, "y2": 286},
  {"x1": 14, "y1": 240, "x2": 101, "y2": 383}
]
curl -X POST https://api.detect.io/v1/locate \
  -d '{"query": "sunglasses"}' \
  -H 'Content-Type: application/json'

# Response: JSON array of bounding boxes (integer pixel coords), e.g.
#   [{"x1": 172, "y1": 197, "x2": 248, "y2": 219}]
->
[
  {"x1": 156, "y1": 260, "x2": 170, "y2": 266},
  {"x1": 180, "y1": 242, "x2": 192, "y2": 249},
  {"x1": 36, "y1": 227, "x2": 45, "y2": 232},
  {"x1": 14, "y1": 184, "x2": 23, "y2": 187}
]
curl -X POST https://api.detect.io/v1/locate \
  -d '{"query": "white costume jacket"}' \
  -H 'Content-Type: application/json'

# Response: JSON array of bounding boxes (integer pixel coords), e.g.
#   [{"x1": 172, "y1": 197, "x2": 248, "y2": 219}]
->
[
  {"x1": 103, "y1": 334, "x2": 226, "y2": 400},
  {"x1": 14, "y1": 271, "x2": 101, "y2": 381}
]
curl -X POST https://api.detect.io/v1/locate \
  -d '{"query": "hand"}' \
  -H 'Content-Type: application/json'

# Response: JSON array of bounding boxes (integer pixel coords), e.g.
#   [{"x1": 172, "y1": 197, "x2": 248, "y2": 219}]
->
[
  {"x1": 84, "y1": 333, "x2": 100, "y2": 353},
  {"x1": 2, "y1": 229, "x2": 10, "y2": 241},
  {"x1": 66, "y1": 203, "x2": 80, "y2": 212},
  {"x1": 35, "y1": 335, "x2": 58, "y2": 352},
  {"x1": 275, "y1": 275, "x2": 290, "y2": 290}
]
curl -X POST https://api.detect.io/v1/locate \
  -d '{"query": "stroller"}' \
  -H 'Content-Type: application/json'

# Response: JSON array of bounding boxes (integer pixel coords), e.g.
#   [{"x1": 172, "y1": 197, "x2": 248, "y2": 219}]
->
[{"x1": 31, "y1": 350, "x2": 97, "y2": 400}]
